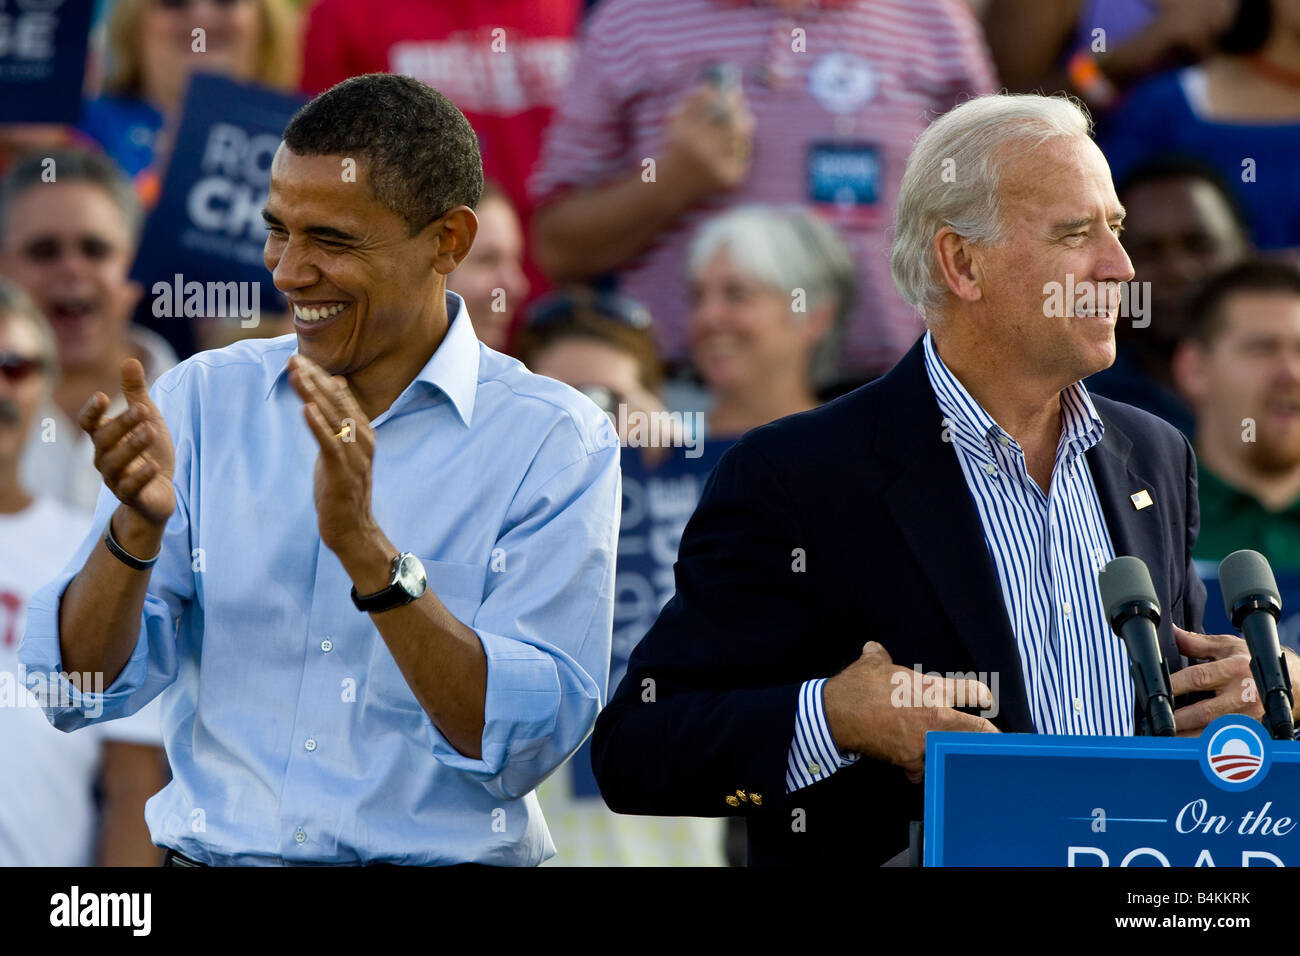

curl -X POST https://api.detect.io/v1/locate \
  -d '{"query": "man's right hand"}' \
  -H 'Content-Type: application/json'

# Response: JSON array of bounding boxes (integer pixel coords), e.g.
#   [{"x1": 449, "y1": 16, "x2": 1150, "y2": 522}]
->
[
  {"x1": 823, "y1": 642, "x2": 999, "y2": 783},
  {"x1": 80, "y1": 358, "x2": 175, "y2": 528},
  {"x1": 661, "y1": 84, "x2": 755, "y2": 199}
]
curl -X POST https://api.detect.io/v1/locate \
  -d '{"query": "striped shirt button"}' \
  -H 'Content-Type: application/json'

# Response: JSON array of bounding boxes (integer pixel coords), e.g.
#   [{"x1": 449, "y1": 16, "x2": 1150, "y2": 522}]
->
[
  {"x1": 983, "y1": 462, "x2": 997, "y2": 477},
  {"x1": 807, "y1": 762, "x2": 821, "y2": 776}
]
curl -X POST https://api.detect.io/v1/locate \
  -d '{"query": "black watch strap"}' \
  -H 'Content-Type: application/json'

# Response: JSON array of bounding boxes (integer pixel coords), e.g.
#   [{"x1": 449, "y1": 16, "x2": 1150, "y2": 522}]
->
[{"x1": 350, "y1": 582, "x2": 417, "y2": 613}]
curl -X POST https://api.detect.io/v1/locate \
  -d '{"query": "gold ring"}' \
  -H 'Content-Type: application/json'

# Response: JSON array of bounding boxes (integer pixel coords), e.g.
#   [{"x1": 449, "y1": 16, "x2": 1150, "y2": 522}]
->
[{"x1": 335, "y1": 423, "x2": 352, "y2": 441}]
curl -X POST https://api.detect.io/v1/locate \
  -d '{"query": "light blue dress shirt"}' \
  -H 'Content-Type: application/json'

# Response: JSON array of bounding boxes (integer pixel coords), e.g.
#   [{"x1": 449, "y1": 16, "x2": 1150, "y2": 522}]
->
[{"x1": 21, "y1": 292, "x2": 621, "y2": 865}]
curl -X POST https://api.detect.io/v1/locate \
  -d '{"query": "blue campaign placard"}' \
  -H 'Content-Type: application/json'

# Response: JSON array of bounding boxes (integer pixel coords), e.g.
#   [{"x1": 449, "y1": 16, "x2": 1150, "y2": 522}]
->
[
  {"x1": 0, "y1": 0, "x2": 95, "y2": 123},
  {"x1": 1197, "y1": 561, "x2": 1300, "y2": 652},
  {"x1": 130, "y1": 72, "x2": 306, "y2": 318},
  {"x1": 925, "y1": 715, "x2": 1300, "y2": 867}
]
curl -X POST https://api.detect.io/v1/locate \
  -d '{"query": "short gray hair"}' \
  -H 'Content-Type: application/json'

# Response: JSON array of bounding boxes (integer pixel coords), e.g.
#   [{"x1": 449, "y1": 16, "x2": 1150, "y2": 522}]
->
[
  {"x1": 890, "y1": 93, "x2": 1093, "y2": 322},
  {"x1": 687, "y1": 203, "x2": 857, "y2": 386},
  {"x1": 0, "y1": 148, "x2": 143, "y2": 245},
  {"x1": 0, "y1": 277, "x2": 59, "y2": 393}
]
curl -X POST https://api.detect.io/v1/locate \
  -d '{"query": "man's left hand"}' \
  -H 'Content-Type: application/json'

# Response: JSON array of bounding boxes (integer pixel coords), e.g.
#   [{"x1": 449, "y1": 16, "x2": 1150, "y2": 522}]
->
[
  {"x1": 288, "y1": 354, "x2": 381, "y2": 555},
  {"x1": 1170, "y1": 624, "x2": 1300, "y2": 736}
]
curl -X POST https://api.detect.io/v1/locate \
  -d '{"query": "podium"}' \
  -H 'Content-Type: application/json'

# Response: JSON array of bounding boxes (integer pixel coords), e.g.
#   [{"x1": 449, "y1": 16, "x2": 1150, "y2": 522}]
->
[{"x1": 923, "y1": 715, "x2": 1300, "y2": 866}]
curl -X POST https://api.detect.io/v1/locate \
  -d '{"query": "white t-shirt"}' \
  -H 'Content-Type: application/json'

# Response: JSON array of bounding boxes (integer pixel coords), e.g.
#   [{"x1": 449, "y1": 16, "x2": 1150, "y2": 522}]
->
[{"x1": 0, "y1": 497, "x2": 163, "y2": 866}]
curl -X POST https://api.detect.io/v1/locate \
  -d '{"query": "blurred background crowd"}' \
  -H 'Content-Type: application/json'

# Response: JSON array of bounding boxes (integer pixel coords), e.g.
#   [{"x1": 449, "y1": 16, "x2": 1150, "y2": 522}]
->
[{"x1": 3, "y1": 0, "x2": 1300, "y2": 867}]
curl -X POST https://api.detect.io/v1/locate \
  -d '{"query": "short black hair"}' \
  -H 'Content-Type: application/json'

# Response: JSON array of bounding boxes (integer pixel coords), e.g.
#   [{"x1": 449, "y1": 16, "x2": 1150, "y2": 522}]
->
[
  {"x1": 1218, "y1": 0, "x2": 1270, "y2": 55},
  {"x1": 0, "y1": 147, "x2": 142, "y2": 244},
  {"x1": 1186, "y1": 258, "x2": 1300, "y2": 344},
  {"x1": 282, "y1": 73, "x2": 483, "y2": 235},
  {"x1": 1116, "y1": 155, "x2": 1252, "y2": 240}
]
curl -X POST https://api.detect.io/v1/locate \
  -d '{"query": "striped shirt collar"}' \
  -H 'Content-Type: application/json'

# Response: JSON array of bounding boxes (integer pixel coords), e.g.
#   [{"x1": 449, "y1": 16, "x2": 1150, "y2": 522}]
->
[{"x1": 921, "y1": 330, "x2": 1104, "y2": 464}]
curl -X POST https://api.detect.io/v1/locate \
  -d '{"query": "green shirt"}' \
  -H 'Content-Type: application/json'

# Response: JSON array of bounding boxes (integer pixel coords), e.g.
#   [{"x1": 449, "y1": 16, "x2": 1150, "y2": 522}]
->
[{"x1": 1194, "y1": 466, "x2": 1300, "y2": 570}]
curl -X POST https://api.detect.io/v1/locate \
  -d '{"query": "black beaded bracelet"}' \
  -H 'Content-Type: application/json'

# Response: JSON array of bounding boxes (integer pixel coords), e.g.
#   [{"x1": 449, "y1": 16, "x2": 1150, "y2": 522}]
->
[{"x1": 102, "y1": 518, "x2": 161, "y2": 570}]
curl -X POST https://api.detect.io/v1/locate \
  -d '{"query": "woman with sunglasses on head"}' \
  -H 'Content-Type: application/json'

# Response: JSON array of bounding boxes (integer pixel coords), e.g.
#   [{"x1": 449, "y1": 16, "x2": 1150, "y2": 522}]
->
[{"x1": 517, "y1": 288, "x2": 733, "y2": 866}]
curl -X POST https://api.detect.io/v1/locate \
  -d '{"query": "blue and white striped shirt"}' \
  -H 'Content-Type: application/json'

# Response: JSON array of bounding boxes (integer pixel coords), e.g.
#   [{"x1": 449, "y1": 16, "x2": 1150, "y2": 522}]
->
[{"x1": 787, "y1": 332, "x2": 1133, "y2": 791}]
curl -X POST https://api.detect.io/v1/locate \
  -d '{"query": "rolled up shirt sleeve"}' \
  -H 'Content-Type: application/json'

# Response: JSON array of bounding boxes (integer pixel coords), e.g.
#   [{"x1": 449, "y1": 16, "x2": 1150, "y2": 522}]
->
[
  {"x1": 425, "y1": 419, "x2": 621, "y2": 801},
  {"x1": 19, "y1": 371, "x2": 196, "y2": 731}
]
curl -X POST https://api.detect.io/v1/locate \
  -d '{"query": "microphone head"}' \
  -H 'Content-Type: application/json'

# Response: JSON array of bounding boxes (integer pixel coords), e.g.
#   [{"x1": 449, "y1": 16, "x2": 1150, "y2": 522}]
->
[
  {"x1": 1098, "y1": 556, "x2": 1160, "y2": 622},
  {"x1": 1219, "y1": 549, "x2": 1281, "y2": 619}
]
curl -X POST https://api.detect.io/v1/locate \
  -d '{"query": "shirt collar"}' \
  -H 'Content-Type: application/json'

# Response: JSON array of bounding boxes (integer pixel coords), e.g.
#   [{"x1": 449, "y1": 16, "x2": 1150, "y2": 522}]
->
[
  {"x1": 266, "y1": 291, "x2": 480, "y2": 428},
  {"x1": 922, "y1": 330, "x2": 1104, "y2": 459}
]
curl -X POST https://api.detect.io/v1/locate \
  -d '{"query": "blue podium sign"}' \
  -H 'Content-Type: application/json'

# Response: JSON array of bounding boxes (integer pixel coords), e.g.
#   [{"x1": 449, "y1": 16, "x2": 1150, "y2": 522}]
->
[{"x1": 925, "y1": 715, "x2": 1300, "y2": 866}]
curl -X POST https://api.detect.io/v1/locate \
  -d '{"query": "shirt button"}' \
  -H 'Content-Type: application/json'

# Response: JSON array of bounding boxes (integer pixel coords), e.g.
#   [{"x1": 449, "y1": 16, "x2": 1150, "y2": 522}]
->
[
  {"x1": 807, "y1": 762, "x2": 822, "y2": 776},
  {"x1": 1062, "y1": 600, "x2": 1072, "y2": 617},
  {"x1": 998, "y1": 434, "x2": 1010, "y2": 447},
  {"x1": 294, "y1": 828, "x2": 307, "y2": 844},
  {"x1": 983, "y1": 463, "x2": 998, "y2": 477},
  {"x1": 1074, "y1": 697, "x2": 1084, "y2": 713},
  {"x1": 320, "y1": 639, "x2": 333, "y2": 653},
  {"x1": 304, "y1": 738, "x2": 317, "y2": 752}
]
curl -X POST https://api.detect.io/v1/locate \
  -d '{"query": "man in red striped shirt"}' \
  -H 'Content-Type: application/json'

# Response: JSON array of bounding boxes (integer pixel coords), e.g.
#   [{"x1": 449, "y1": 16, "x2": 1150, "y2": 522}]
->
[{"x1": 531, "y1": 0, "x2": 997, "y2": 380}]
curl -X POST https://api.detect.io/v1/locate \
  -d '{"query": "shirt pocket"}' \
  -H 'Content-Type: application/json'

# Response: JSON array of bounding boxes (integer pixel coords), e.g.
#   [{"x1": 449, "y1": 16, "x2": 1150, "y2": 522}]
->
[{"x1": 362, "y1": 559, "x2": 487, "y2": 717}]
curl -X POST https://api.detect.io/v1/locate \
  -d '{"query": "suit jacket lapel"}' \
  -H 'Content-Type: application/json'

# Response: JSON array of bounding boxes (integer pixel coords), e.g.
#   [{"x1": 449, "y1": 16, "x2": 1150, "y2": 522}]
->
[
  {"x1": 1086, "y1": 406, "x2": 1181, "y2": 729},
  {"x1": 874, "y1": 343, "x2": 1035, "y2": 733}
]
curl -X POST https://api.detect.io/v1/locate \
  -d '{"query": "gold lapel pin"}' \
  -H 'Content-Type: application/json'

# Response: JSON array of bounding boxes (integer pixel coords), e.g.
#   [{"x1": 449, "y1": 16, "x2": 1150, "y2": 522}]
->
[{"x1": 1130, "y1": 490, "x2": 1153, "y2": 510}]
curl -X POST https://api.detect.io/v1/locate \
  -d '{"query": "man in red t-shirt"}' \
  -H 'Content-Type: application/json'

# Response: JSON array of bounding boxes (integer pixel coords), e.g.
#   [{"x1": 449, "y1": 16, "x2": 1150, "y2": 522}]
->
[{"x1": 302, "y1": 0, "x2": 581, "y2": 348}]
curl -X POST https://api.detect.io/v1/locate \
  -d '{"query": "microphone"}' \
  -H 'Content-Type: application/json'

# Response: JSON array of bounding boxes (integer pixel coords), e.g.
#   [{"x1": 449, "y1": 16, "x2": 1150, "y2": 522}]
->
[
  {"x1": 1219, "y1": 550, "x2": 1294, "y2": 741},
  {"x1": 1098, "y1": 556, "x2": 1176, "y2": 737}
]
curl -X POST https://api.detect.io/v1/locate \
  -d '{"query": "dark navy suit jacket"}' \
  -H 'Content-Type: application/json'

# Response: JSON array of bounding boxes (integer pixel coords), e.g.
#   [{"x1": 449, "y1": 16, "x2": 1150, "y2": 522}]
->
[{"x1": 591, "y1": 338, "x2": 1208, "y2": 866}]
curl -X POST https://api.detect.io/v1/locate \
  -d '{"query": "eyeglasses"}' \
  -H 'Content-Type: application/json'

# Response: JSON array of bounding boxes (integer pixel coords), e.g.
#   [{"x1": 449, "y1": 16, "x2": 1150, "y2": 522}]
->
[
  {"x1": 525, "y1": 290, "x2": 652, "y2": 332},
  {"x1": 0, "y1": 352, "x2": 45, "y2": 383}
]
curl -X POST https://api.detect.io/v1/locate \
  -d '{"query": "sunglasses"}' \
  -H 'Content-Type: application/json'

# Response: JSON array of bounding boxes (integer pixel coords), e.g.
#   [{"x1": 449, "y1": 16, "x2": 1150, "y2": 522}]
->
[
  {"x1": 525, "y1": 290, "x2": 652, "y2": 332},
  {"x1": 0, "y1": 352, "x2": 46, "y2": 383}
]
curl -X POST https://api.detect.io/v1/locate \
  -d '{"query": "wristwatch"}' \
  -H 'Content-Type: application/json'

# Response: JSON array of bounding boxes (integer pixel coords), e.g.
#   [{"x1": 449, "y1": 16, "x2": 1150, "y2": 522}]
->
[{"x1": 350, "y1": 552, "x2": 428, "y2": 612}]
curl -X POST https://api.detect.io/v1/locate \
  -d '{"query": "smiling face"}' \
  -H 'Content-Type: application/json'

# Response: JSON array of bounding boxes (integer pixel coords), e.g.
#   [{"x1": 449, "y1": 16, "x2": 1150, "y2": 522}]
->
[
  {"x1": 1180, "y1": 291, "x2": 1300, "y2": 473},
  {"x1": 965, "y1": 136, "x2": 1135, "y2": 385},
  {"x1": 141, "y1": 0, "x2": 262, "y2": 92},
  {"x1": 687, "y1": 247, "x2": 825, "y2": 393},
  {"x1": 0, "y1": 181, "x2": 140, "y2": 373},
  {"x1": 262, "y1": 145, "x2": 474, "y2": 381}
]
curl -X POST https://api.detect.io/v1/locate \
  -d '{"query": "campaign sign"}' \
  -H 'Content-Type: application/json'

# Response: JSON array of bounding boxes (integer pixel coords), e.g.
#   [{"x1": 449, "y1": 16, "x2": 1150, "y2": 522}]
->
[
  {"x1": 131, "y1": 73, "x2": 306, "y2": 313},
  {"x1": 0, "y1": 0, "x2": 94, "y2": 123},
  {"x1": 925, "y1": 715, "x2": 1300, "y2": 866}
]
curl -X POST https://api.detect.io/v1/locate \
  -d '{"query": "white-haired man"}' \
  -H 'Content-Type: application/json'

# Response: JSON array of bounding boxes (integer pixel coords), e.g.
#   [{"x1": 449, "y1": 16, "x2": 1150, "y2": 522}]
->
[{"x1": 590, "y1": 93, "x2": 1300, "y2": 865}]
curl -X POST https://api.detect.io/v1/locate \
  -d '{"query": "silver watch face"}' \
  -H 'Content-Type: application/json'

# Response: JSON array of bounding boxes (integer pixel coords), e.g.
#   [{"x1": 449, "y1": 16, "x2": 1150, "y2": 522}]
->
[{"x1": 395, "y1": 553, "x2": 428, "y2": 599}]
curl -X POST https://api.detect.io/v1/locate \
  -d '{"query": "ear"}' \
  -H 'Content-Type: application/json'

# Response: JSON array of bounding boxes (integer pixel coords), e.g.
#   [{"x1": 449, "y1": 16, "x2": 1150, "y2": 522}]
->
[
  {"x1": 1170, "y1": 338, "x2": 1208, "y2": 405},
  {"x1": 428, "y1": 206, "x2": 478, "y2": 276},
  {"x1": 933, "y1": 226, "x2": 983, "y2": 304},
  {"x1": 802, "y1": 299, "x2": 834, "y2": 347}
]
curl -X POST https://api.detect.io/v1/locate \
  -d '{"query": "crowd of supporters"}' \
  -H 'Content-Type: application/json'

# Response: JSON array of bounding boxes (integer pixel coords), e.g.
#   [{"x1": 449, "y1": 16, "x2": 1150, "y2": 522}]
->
[{"x1": 3, "y1": 0, "x2": 1300, "y2": 867}]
